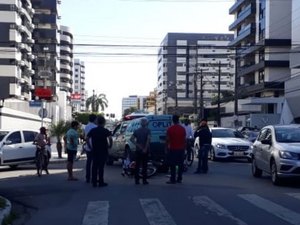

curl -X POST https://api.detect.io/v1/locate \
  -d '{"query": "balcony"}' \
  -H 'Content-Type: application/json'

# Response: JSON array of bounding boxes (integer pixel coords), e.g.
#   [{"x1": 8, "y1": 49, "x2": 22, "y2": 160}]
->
[
  {"x1": 239, "y1": 82, "x2": 284, "y2": 96},
  {"x1": 229, "y1": 23, "x2": 255, "y2": 46},
  {"x1": 229, "y1": 4, "x2": 255, "y2": 31},
  {"x1": 229, "y1": 0, "x2": 251, "y2": 14}
]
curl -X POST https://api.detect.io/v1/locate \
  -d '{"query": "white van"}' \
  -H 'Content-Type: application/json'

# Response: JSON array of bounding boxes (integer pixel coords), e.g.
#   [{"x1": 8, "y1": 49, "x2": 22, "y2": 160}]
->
[{"x1": 0, "y1": 129, "x2": 38, "y2": 168}]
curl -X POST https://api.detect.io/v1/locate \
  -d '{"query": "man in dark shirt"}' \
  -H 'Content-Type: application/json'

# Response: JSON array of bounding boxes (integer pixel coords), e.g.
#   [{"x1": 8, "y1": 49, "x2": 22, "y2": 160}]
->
[
  {"x1": 87, "y1": 116, "x2": 112, "y2": 187},
  {"x1": 194, "y1": 118, "x2": 212, "y2": 174},
  {"x1": 130, "y1": 118, "x2": 151, "y2": 185}
]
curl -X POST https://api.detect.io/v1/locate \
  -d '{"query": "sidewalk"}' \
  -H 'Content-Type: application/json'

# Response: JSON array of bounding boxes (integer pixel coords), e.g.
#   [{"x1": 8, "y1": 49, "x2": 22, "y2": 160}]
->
[{"x1": 49, "y1": 144, "x2": 86, "y2": 164}]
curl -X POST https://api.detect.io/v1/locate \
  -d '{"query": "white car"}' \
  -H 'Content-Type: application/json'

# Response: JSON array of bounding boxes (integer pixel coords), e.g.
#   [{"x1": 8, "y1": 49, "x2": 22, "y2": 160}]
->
[
  {"x1": 194, "y1": 127, "x2": 253, "y2": 162},
  {"x1": 0, "y1": 129, "x2": 38, "y2": 168}
]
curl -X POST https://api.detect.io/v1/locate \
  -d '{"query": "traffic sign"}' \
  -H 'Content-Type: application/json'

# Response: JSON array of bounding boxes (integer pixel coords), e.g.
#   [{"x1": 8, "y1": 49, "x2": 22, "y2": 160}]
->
[{"x1": 38, "y1": 108, "x2": 48, "y2": 118}]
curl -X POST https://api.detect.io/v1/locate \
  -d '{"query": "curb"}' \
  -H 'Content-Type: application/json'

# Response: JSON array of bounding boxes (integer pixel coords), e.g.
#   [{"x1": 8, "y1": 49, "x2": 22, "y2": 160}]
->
[{"x1": 0, "y1": 196, "x2": 12, "y2": 225}]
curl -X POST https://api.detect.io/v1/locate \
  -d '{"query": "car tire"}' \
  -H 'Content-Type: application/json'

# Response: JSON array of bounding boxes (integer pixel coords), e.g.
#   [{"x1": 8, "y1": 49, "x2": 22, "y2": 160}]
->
[
  {"x1": 271, "y1": 160, "x2": 281, "y2": 185},
  {"x1": 210, "y1": 147, "x2": 217, "y2": 161},
  {"x1": 251, "y1": 158, "x2": 262, "y2": 177}
]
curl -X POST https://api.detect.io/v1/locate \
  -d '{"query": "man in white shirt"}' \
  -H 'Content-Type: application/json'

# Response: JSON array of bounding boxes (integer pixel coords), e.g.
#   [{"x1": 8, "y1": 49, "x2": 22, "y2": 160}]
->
[
  {"x1": 84, "y1": 114, "x2": 97, "y2": 183},
  {"x1": 181, "y1": 118, "x2": 194, "y2": 161}
]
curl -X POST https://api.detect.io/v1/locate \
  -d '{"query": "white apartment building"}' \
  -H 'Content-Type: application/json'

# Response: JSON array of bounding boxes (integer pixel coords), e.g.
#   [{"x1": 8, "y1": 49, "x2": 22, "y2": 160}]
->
[
  {"x1": 72, "y1": 58, "x2": 86, "y2": 112},
  {"x1": 122, "y1": 95, "x2": 147, "y2": 115},
  {"x1": 157, "y1": 33, "x2": 235, "y2": 116}
]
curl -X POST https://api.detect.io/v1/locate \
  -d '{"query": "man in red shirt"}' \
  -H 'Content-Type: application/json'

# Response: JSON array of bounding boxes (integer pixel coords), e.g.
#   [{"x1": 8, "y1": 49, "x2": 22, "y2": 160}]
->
[{"x1": 165, "y1": 114, "x2": 186, "y2": 184}]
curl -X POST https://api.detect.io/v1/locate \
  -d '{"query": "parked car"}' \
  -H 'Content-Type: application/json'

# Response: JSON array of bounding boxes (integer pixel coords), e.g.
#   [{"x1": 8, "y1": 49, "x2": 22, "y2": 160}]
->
[
  {"x1": 0, "y1": 129, "x2": 38, "y2": 168},
  {"x1": 194, "y1": 127, "x2": 253, "y2": 162},
  {"x1": 252, "y1": 124, "x2": 300, "y2": 185}
]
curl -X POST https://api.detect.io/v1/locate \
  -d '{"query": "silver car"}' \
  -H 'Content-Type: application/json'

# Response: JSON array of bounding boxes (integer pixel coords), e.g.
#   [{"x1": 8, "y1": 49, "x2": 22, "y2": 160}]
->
[
  {"x1": 194, "y1": 127, "x2": 253, "y2": 162},
  {"x1": 252, "y1": 124, "x2": 300, "y2": 185}
]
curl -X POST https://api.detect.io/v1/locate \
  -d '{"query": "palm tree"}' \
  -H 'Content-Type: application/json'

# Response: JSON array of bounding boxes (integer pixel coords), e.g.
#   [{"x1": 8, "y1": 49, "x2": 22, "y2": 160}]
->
[
  {"x1": 49, "y1": 120, "x2": 70, "y2": 158},
  {"x1": 86, "y1": 93, "x2": 108, "y2": 112}
]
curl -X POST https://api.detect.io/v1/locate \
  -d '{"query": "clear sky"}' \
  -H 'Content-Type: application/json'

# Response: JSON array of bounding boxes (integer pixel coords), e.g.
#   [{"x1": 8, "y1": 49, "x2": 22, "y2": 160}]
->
[{"x1": 60, "y1": 0, "x2": 234, "y2": 119}]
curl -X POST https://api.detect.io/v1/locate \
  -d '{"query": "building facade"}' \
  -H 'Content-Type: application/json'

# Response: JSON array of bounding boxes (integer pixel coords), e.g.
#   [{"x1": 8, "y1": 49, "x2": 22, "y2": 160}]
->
[
  {"x1": 229, "y1": 0, "x2": 292, "y2": 114},
  {"x1": 156, "y1": 33, "x2": 235, "y2": 116},
  {"x1": 72, "y1": 58, "x2": 86, "y2": 112},
  {"x1": 0, "y1": 0, "x2": 35, "y2": 101},
  {"x1": 122, "y1": 95, "x2": 147, "y2": 115}
]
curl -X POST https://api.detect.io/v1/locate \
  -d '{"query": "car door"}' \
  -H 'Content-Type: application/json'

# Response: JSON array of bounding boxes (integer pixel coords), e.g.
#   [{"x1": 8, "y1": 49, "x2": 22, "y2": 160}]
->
[
  {"x1": 259, "y1": 128, "x2": 273, "y2": 172},
  {"x1": 22, "y1": 131, "x2": 38, "y2": 161},
  {"x1": 254, "y1": 128, "x2": 268, "y2": 169},
  {"x1": 1, "y1": 131, "x2": 23, "y2": 164}
]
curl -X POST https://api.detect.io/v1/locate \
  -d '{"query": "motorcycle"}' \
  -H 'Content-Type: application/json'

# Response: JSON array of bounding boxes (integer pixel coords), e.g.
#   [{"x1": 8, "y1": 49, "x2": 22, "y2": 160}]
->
[{"x1": 121, "y1": 156, "x2": 157, "y2": 178}]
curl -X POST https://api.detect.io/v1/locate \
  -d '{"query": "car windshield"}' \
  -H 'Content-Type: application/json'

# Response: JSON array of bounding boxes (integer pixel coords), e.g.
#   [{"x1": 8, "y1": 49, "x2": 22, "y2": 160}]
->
[
  {"x1": 0, "y1": 131, "x2": 9, "y2": 142},
  {"x1": 212, "y1": 129, "x2": 244, "y2": 138},
  {"x1": 275, "y1": 127, "x2": 300, "y2": 143}
]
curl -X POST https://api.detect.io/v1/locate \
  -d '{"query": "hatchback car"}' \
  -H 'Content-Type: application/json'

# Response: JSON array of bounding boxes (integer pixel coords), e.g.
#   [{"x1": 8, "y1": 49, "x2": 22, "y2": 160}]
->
[
  {"x1": 252, "y1": 124, "x2": 300, "y2": 185},
  {"x1": 194, "y1": 127, "x2": 253, "y2": 162},
  {"x1": 0, "y1": 129, "x2": 38, "y2": 168}
]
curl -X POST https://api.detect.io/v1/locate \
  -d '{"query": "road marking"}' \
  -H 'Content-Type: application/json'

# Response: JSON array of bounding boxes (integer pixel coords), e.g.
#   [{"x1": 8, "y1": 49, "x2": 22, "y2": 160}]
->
[
  {"x1": 286, "y1": 193, "x2": 300, "y2": 200},
  {"x1": 192, "y1": 196, "x2": 248, "y2": 225},
  {"x1": 140, "y1": 198, "x2": 177, "y2": 225},
  {"x1": 82, "y1": 201, "x2": 109, "y2": 225},
  {"x1": 239, "y1": 194, "x2": 300, "y2": 225}
]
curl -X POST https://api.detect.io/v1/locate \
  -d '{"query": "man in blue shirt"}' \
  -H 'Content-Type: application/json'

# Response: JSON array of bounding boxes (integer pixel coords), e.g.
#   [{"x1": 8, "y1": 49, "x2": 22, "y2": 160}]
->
[{"x1": 66, "y1": 120, "x2": 80, "y2": 181}]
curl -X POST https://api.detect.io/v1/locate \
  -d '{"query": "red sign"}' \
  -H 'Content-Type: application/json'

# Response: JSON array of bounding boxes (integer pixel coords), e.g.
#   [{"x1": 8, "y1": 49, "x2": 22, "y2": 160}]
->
[
  {"x1": 71, "y1": 93, "x2": 81, "y2": 100},
  {"x1": 35, "y1": 88, "x2": 52, "y2": 98}
]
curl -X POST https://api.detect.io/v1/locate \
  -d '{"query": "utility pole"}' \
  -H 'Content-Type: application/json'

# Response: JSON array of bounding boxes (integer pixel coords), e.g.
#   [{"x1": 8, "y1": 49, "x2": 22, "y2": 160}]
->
[
  {"x1": 199, "y1": 69, "x2": 204, "y2": 120},
  {"x1": 217, "y1": 61, "x2": 221, "y2": 126},
  {"x1": 92, "y1": 89, "x2": 95, "y2": 112},
  {"x1": 234, "y1": 49, "x2": 239, "y2": 127}
]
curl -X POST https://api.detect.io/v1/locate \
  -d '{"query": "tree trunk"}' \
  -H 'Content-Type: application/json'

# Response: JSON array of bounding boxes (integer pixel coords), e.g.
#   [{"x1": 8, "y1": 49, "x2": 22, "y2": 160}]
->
[{"x1": 56, "y1": 140, "x2": 62, "y2": 158}]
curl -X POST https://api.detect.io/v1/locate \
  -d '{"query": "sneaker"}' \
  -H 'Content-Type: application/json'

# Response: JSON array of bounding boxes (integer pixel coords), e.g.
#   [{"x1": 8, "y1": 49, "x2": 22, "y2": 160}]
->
[{"x1": 166, "y1": 181, "x2": 176, "y2": 184}]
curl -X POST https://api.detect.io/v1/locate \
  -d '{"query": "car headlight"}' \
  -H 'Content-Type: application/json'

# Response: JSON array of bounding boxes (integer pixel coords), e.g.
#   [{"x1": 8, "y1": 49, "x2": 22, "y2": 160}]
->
[
  {"x1": 216, "y1": 143, "x2": 226, "y2": 149},
  {"x1": 279, "y1": 151, "x2": 299, "y2": 160}
]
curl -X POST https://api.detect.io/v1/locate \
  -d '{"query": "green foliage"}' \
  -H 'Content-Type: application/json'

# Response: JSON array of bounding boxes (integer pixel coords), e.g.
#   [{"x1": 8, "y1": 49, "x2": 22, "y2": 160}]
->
[
  {"x1": 49, "y1": 120, "x2": 70, "y2": 142},
  {"x1": 86, "y1": 93, "x2": 108, "y2": 112},
  {"x1": 123, "y1": 107, "x2": 137, "y2": 116}
]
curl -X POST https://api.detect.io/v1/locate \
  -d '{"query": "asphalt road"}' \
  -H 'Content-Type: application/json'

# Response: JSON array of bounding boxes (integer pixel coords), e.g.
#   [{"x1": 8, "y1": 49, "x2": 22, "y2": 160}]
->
[{"x1": 1, "y1": 159, "x2": 300, "y2": 225}]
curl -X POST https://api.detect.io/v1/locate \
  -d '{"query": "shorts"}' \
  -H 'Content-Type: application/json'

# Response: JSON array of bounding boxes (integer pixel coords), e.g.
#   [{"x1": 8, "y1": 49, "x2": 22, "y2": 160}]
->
[{"x1": 67, "y1": 149, "x2": 77, "y2": 163}]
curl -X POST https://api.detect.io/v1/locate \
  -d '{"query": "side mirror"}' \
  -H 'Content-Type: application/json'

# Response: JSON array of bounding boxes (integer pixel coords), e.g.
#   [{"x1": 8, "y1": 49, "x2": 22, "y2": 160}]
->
[
  {"x1": 4, "y1": 140, "x2": 12, "y2": 145},
  {"x1": 261, "y1": 139, "x2": 271, "y2": 145}
]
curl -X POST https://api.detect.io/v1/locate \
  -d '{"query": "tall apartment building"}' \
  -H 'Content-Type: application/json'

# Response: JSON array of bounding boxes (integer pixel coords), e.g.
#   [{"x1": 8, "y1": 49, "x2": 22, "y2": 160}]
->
[
  {"x1": 122, "y1": 95, "x2": 147, "y2": 115},
  {"x1": 72, "y1": 59, "x2": 86, "y2": 112},
  {"x1": 284, "y1": 0, "x2": 300, "y2": 122},
  {"x1": 0, "y1": 0, "x2": 35, "y2": 100},
  {"x1": 31, "y1": 0, "x2": 61, "y2": 102},
  {"x1": 229, "y1": 0, "x2": 292, "y2": 114},
  {"x1": 157, "y1": 33, "x2": 235, "y2": 116},
  {"x1": 59, "y1": 25, "x2": 73, "y2": 101}
]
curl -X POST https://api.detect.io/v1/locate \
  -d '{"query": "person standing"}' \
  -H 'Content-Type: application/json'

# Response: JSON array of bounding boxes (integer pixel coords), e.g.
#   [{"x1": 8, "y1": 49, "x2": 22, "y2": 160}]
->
[
  {"x1": 34, "y1": 127, "x2": 50, "y2": 176},
  {"x1": 83, "y1": 114, "x2": 97, "y2": 183},
  {"x1": 181, "y1": 118, "x2": 194, "y2": 161},
  {"x1": 66, "y1": 121, "x2": 80, "y2": 181},
  {"x1": 165, "y1": 114, "x2": 186, "y2": 184},
  {"x1": 87, "y1": 116, "x2": 112, "y2": 187},
  {"x1": 194, "y1": 118, "x2": 212, "y2": 174},
  {"x1": 130, "y1": 118, "x2": 151, "y2": 185}
]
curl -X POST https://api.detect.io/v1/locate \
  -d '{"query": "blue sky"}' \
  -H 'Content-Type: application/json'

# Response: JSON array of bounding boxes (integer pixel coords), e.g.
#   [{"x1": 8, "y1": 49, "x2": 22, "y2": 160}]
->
[{"x1": 60, "y1": 0, "x2": 234, "y2": 119}]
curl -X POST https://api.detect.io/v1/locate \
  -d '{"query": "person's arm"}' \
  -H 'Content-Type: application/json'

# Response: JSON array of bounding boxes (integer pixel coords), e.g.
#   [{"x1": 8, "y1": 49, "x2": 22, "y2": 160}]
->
[{"x1": 144, "y1": 133, "x2": 151, "y2": 153}]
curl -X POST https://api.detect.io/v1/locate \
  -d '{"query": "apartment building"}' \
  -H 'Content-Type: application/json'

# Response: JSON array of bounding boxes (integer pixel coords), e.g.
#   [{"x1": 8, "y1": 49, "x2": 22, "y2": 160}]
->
[
  {"x1": 284, "y1": 0, "x2": 300, "y2": 123},
  {"x1": 122, "y1": 95, "x2": 147, "y2": 115},
  {"x1": 229, "y1": 0, "x2": 292, "y2": 114},
  {"x1": 59, "y1": 25, "x2": 73, "y2": 100},
  {"x1": 156, "y1": 33, "x2": 235, "y2": 116},
  {"x1": 72, "y1": 59, "x2": 86, "y2": 112},
  {"x1": 0, "y1": 0, "x2": 35, "y2": 101}
]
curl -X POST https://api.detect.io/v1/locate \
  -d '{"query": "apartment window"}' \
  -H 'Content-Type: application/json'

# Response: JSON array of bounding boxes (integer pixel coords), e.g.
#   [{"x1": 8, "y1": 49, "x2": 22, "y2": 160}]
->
[{"x1": 259, "y1": 70, "x2": 265, "y2": 83}]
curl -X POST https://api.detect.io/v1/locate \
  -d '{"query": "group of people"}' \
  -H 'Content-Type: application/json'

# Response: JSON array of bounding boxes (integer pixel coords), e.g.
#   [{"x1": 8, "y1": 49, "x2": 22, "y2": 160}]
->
[{"x1": 33, "y1": 113, "x2": 212, "y2": 186}]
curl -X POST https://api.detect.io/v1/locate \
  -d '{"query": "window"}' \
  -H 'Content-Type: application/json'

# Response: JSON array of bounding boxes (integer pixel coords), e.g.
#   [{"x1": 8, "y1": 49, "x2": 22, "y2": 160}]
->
[
  {"x1": 23, "y1": 131, "x2": 37, "y2": 142},
  {"x1": 7, "y1": 132, "x2": 22, "y2": 144}
]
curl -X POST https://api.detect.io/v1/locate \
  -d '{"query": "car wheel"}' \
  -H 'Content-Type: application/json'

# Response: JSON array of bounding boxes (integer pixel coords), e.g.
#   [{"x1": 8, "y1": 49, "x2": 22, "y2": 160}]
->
[
  {"x1": 251, "y1": 158, "x2": 262, "y2": 177},
  {"x1": 210, "y1": 147, "x2": 216, "y2": 161},
  {"x1": 271, "y1": 160, "x2": 281, "y2": 185}
]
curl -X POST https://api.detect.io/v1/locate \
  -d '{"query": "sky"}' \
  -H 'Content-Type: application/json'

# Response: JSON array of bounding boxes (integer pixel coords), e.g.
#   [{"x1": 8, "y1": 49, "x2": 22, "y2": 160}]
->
[{"x1": 60, "y1": 0, "x2": 234, "y2": 119}]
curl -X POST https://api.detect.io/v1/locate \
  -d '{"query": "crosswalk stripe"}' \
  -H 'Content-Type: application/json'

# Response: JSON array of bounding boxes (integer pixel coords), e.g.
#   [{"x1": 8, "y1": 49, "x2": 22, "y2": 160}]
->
[
  {"x1": 286, "y1": 193, "x2": 300, "y2": 200},
  {"x1": 82, "y1": 201, "x2": 109, "y2": 225},
  {"x1": 239, "y1": 194, "x2": 300, "y2": 225},
  {"x1": 140, "y1": 198, "x2": 177, "y2": 225},
  {"x1": 192, "y1": 196, "x2": 248, "y2": 225}
]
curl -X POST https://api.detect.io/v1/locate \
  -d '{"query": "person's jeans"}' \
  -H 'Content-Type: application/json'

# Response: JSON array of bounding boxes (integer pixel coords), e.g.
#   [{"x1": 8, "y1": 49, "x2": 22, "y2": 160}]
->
[
  {"x1": 135, "y1": 151, "x2": 148, "y2": 182},
  {"x1": 85, "y1": 151, "x2": 92, "y2": 182},
  {"x1": 196, "y1": 144, "x2": 211, "y2": 173}
]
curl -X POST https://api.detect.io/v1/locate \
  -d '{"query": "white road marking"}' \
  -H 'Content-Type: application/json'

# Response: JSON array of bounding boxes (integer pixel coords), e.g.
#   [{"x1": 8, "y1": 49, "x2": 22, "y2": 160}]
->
[
  {"x1": 140, "y1": 198, "x2": 177, "y2": 225},
  {"x1": 192, "y1": 196, "x2": 248, "y2": 225},
  {"x1": 286, "y1": 193, "x2": 300, "y2": 200},
  {"x1": 239, "y1": 194, "x2": 300, "y2": 225},
  {"x1": 82, "y1": 201, "x2": 109, "y2": 225}
]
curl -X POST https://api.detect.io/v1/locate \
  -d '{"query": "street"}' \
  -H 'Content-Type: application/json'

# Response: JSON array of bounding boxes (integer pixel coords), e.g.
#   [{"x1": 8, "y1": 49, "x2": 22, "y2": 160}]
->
[{"x1": 1, "y1": 159, "x2": 300, "y2": 225}]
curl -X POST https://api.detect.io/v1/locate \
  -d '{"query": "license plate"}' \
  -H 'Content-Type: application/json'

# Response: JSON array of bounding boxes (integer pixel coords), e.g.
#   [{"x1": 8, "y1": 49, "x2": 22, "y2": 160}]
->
[{"x1": 234, "y1": 151, "x2": 244, "y2": 156}]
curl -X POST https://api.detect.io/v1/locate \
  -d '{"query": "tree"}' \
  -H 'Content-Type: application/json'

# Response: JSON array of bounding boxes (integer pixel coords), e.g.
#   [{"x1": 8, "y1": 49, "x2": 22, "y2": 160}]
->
[
  {"x1": 86, "y1": 93, "x2": 108, "y2": 112},
  {"x1": 49, "y1": 120, "x2": 70, "y2": 158}
]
